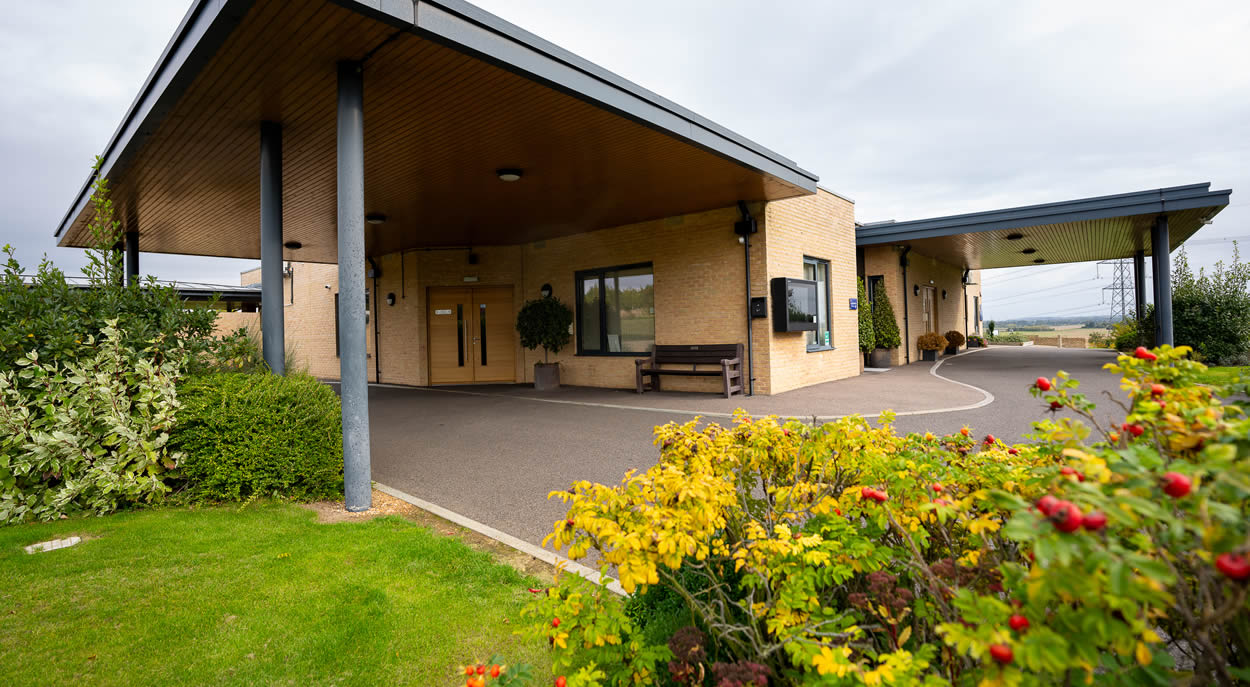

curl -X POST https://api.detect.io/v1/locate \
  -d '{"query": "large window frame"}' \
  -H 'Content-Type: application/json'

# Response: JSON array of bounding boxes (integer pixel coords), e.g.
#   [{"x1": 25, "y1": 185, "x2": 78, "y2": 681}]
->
[
  {"x1": 803, "y1": 256, "x2": 834, "y2": 352},
  {"x1": 575, "y1": 262, "x2": 655, "y2": 357}
]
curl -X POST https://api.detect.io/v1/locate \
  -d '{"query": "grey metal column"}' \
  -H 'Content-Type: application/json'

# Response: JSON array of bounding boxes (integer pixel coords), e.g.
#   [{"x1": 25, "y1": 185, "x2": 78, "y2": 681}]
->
[
  {"x1": 1133, "y1": 249, "x2": 1146, "y2": 322},
  {"x1": 260, "y1": 121, "x2": 286, "y2": 376},
  {"x1": 124, "y1": 231, "x2": 139, "y2": 287},
  {"x1": 337, "y1": 61, "x2": 371, "y2": 512},
  {"x1": 1151, "y1": 215, "x2": 1173, "y2": 346}
]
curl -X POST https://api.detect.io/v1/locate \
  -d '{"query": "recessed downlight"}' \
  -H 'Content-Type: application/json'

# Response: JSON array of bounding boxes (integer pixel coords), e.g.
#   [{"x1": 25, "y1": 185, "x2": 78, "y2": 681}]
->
[
  {"x1": 365, "y1": 213, "x2": 388, "y2": 225},
  {"x1": 283, "y1": 240, "x2": 302, "y2": 250},
  {"x1": 1006, "y1": 232, "x2": 1025, "y2": 240},
  {"x1": 496, "y1": 168, "x2": 523, "y2": 182},
  {"x1": 1021, "y1": 248, "x2": 1037, "y2": 255},
  {"x1": 1033, "y1": 258, "x2": 1045, "y2": 264}
]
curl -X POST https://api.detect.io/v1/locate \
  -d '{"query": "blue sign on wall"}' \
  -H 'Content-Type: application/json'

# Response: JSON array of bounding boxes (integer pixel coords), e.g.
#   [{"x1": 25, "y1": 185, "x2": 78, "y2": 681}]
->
[{"x1": 849, "y1": 297, "x2": 858, "y2": 310}]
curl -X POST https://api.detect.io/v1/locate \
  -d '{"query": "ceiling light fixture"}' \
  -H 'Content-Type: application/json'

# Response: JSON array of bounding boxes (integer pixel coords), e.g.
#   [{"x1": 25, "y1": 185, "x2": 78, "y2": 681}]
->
[
  {"x1": 365, "y1": 212, "x2": 388, "y2": 225},
  {"x1": 1006, "y1": 232, "x2": 1024, "y2": 240},
  {"x1": 283, "y1": 240, "x2": 302, "y2": 250},
  {"x1": 496, "y1": 168, "x2": 523, "y2": 182},
  {"x1": 1033, "y1": 258, "x2": 1046, "y2": 263},
  {"x1": 1021, "y1": 248, "x2": 1037, "y2": 255}
]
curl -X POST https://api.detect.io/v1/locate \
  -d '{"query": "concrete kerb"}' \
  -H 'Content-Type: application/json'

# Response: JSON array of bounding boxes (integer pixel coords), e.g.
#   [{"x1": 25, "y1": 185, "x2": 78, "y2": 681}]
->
[{"x1": 373, "y1": 482, "x2": 627, "y2": 597}]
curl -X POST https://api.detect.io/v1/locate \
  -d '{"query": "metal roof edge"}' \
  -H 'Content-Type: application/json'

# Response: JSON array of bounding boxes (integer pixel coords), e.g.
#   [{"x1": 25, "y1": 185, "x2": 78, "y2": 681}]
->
[
  {"x1": 816, "y1": 185, "x2": 854, "y2": 204},
  {"x1": 55, "y1": 0, "x2": 257, "y2": 240},
  {"x1": 855, "y1": 184, "x2": 1230, "y2": 244}
]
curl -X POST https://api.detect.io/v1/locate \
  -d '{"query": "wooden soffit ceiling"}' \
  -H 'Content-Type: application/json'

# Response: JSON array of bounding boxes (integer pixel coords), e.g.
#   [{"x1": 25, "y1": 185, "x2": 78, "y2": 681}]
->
[{"x1": 56, "y1": 0, "x2": 818, "y2": 264}]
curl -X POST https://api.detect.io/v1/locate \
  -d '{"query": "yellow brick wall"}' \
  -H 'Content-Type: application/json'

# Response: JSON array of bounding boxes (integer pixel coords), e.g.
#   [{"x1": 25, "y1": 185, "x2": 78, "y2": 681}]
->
[
  {"x1": 761, "y1": 189, "x2": 860, "y2": 394},
  {"x1": 861, "y1": 246, "x2": 983, "y2": 365},
  {"x1": 260, "y1": 192, "x2": 867, "y2": 395}
]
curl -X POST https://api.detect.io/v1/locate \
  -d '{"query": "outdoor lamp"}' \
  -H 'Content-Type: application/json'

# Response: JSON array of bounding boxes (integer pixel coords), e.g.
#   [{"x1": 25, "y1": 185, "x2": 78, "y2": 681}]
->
[
  {"x1": 386, "y1": 293, "x2": 396, "y2": 306},
  {"x1": 540, "y1": 283, "x2": 553, "y2": 298},
  {"x1": 913, "y1": 285, "x2": 919, "y2": 296}
]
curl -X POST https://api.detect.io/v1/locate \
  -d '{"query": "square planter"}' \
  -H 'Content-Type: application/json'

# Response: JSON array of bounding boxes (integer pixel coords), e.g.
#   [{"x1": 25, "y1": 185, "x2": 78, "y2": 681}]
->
[
  {"x1": 921, "y1": 349, "x2": 938, "y2": 362},
  {"x1": 944, "y1": 345, "x2": 959, "y2": 356},
  {"x1": 869, "y1": 348, "x2": 894, "y2": 368},
  {"x1": 533, "y1": 363, "x2": 561, "y2": 391}
]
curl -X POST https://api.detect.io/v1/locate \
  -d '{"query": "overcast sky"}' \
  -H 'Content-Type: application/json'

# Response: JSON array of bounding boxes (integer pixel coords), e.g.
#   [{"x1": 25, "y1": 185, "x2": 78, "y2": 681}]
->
[{"x1": 3, "y1": 0, "x2": 1247, "y2": 320}]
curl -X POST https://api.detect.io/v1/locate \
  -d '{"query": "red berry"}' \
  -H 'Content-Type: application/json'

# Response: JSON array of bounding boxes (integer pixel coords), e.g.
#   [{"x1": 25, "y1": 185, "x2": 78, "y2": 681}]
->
[
  {"x1": 1050, "y1": 400, "x2": 1063, "y2": 410},
  {"x1": 565, "y1": 519, "x2": 574, "y2": 528},
  {"x1": 931, "y1": 484, "x2": 943, "y2": 493},
  {"x1": 1126, "y1": 423, "x2": 1144, "y2": 437},
  {"x1": 1036, "y1": 495, "x2": 1060, "y2": 516},
  {"x1": 984, "y1": 434, "x2": 996, "y2": 445},
  {"x1": 465, "y1": 666, "x2": 475, "y2": 676},
  {"x1": 1008, "y1": 614, "x2": 1030, "y2": 632},
  {"x1": 1150, "y1": 383, "x2": 1166, "y2": 397},
  {"x1": 527, "y1": 587, "x2": 543, "y2": 594},
  {"x1": 1134, "y1": 346, "x2": 1158, "y2": 361},
  {"x1": 490, "y1": 665, "x2": 501, "y2": 678},
  {"x1": 551, "y1": 618, "x2": 561, "y2": 628},
  {"x1": 555, "y1": 678, "x2": 568, "y2": 687},
  {"x1": 1081, "y1": 511, "x2": 1107, "y2": 531},
  {"x1": 989, "y1": 643, "x2": 1013, "y2": 664},
  {"x1": 874, "y1": 489, "x2": 889, "y2": 503},
  {"x1": 861, "y1": 486, "x2": 875, "y2": 500},
  {"x1": 934, "y1": 498, "x2": 952, "y2": 506},
  {"x1": 477, "y1": 665, "x2": 486, "y2": 675},
  {"x1": 1215, "y1": 553, "x2": 1250, "y2": 581},
  {"x1": 961, "y1": 427, "x2": 971, "y2": 437},
  {"x1": 1060, "y1": 466, "x2": 1076, "y2": 477},
  {"x1": 1161, "y1": 472, "x2": 1191, "y2": 498},
  {"x1": 1035, "y1": 377, "x2": 1052, "y2": 391},
  {"x1": 1052, "y1": 502, "x2": 1083, "y2": 533},
  {"x1": 1008, "y1": 448, "x2": 1019, "y2": 455}
]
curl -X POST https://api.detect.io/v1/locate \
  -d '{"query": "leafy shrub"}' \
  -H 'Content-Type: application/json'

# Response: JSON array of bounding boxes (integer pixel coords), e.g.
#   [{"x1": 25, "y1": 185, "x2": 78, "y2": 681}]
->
[
  {"x1": 917, "y1": 332, "x2": 948, "y2": 351},
  {"x1": 1170, "y1": 248, "x2": 1250, "y2": 365},
  {"x1": 171, "y1": 373, "x2": 343, "y2": 502},
  {"x1": 871, "y1": 289, "x2": 901, "y2": 350},
  {"x1": 989, "y1": 332, "x2": 1027, "y2": 343},
  {"x1": 943, "y1": 330, "x2": 965, "y2": 348},
  {"x1": 0, "y1": 322, "x2": 184, "y2": 523},
  {"x1": 530, "y1": 347, "x2": 1250, "y2": 685},
  {"x1": 966, "y1": 334, "x2": 985, "y2": 347},
  {"x1": 857, "y1": 278, "x2": 874, "y2": 354},
  {"x1": 516, "y1": 296, "x2": 574, "y2": 363}
]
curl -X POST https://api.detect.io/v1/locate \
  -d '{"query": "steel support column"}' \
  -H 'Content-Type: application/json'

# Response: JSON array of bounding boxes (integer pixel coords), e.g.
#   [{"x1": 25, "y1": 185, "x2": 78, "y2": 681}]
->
[
  {"x1": 337, "y1": 61, "x2": 371, "y2": 512},
  {"x1": 1151, "y1": 216, "x2": 1173, "y2": 346},
  {"x1": 1133, "y1": 249, "x2": 1146, "y2": 322},
  {"x1": 124, "y1": 231, "x2": 139, "y2": 287},
  {"x1": 260, "y1": 121, "x2": 286, "y2": 375}
]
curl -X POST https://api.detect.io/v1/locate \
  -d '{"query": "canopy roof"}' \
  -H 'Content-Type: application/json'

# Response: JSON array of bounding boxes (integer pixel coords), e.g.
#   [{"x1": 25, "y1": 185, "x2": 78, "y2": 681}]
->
[
  {"x1": 856, "y1": 183, "x2": 1231, "y2": 269},
  {"x1": 56, "y1": 0, "x2": 819, "y2": 264}
]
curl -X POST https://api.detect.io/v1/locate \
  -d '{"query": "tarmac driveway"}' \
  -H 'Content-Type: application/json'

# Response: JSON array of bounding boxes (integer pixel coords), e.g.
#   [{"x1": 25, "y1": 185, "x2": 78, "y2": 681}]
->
[{"x1": 360, "y1": 345, "x2": 1128, "y2": 551}]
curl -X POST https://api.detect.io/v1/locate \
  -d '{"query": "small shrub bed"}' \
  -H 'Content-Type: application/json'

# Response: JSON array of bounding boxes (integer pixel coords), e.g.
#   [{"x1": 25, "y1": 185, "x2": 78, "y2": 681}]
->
[
  {"x1": 988, "y1": 332, "x2": 1027, "y2": 343},
  {"x1": 525, "y1": 347, "x2": 1250, "y2": 686},
  {"x1": 917, "y1": 332, "x2": 948, "y2": 351},
  {"x1": 171, "y1": 373, "x2": 343, "y2": 502}
]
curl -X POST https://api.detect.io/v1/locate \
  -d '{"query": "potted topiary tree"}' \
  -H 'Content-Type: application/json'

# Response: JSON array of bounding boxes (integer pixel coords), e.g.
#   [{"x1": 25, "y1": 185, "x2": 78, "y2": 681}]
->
[
  {"x1": 870, "y1": 288, "x2": 901, "y2": 367},
  {"x1": 857, "y1": 277, "x2": 874, "y2": 368},
  {"x1": 515, "y1": 295, "x2": 574, "y2": 391},
  {"x1": 943, "y1": 329, "x2": 965, "y2": 355},
  {"x1": 917, "y1": 332, "x2": 948, "y2": 362}
]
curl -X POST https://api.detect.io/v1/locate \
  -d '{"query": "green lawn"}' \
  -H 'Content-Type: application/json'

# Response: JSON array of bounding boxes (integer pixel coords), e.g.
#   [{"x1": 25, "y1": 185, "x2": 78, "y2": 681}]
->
[
  {"x1": 1197, "y1": 366, "x2": 1250, "y2": 386},
  {"x1": 0, "y1": 504, "x2": 548, "y2": 686}
]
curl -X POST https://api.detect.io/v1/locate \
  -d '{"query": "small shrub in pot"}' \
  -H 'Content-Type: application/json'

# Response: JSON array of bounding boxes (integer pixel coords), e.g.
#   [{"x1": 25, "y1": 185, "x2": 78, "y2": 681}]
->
[
  {"x1": 943, "y1": 329, "x2": 965, "y2": 354},
  {"x1": 917, "y1": 332, "x2": 948, "y2": 361},
  {"x1": 516, "y1": 296, "x2": 574, "y2": 390}
]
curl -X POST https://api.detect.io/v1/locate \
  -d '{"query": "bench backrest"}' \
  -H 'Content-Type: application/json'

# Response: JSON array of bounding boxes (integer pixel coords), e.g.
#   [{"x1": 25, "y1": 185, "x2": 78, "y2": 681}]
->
[{"x1": 651, "y1": 343, "x2": 743, "y2": 365}]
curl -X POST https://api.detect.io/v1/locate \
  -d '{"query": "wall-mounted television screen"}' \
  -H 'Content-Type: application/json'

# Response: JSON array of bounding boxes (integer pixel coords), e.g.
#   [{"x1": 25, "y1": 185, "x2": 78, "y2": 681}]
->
[{"x1": 770, "y1": 277, "x2": 818, "y2": 333}]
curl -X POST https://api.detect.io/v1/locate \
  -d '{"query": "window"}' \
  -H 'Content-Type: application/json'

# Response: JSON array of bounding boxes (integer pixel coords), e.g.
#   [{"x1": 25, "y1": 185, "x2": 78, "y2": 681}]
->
[
  {"x1": 803, "y1": 257, "x2": 833, "y2": 350},
  {"x1": 867, "y1": 275, "x2": 885, "y2": 306},
  {"x1": 576, "y1": 263, "x2": 655, "y2": 355},
  {"x1": 974, "y1": 296, "x2": 981, "y2": 333}
]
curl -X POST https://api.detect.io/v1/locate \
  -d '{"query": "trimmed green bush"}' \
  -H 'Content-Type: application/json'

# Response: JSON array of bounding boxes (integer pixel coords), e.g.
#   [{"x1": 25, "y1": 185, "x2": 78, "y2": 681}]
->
[
  {"x1": 871, "y1": 289, "x2": 901, "y2": 349},
  {"x1": 516, "y1": 296, "x2": 574, "y2": 363},
  {"x1": 171, "y1": 373, "x2": 343, "y2": 502},
  {"x1": 857, "y1": 277, "x2": 874, "y2": 353}
]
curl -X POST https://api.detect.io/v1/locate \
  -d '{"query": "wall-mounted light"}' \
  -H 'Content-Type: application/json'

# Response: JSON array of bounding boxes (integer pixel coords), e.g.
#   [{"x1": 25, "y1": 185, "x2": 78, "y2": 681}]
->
[
  {"x1": 540, "y1": 283, "x2": 553, "y2": 298},
  {"x1": 385, "y1": 292, "x2": 396, "y2": 306},
  {"x1": 496, "y1": 168, "x2": 523, "y2": 182},
  {"x1": 913, "y1": 284, "x2": 920, "y2": 296},
  {"x1": 283, "y1": 240, "x2": 302, "y2": 250},
  {"x1": 365, "y1": 212, "x2": 388, "y2": 225},
  {"x1": 941, "y1": 289, "x2": 947, "y2": 299}
]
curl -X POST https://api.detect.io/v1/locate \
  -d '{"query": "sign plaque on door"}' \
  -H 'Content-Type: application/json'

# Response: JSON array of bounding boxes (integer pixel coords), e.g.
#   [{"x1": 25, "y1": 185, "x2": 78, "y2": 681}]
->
[{"x1": 434, "y1": 308, "x2": 452, "y2": 315}]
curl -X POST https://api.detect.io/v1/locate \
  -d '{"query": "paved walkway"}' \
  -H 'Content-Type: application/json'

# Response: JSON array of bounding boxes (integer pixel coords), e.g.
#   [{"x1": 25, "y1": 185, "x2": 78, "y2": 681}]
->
[{"x1": 355, "y1": 346, "x2": 1127, "y2": 553}]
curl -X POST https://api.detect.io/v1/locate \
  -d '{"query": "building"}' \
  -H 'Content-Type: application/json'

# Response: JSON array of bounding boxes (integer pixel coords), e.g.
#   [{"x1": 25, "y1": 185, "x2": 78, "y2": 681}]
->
[{"x1": 53, "y1": 0, "x2": 1229, "y2": 509}]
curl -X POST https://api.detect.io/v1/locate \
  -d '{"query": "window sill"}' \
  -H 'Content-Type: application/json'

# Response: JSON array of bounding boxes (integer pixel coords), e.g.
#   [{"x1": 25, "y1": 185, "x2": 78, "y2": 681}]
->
[{"x1": 806, "y1": 345, "x2": 837, "y2": 353}]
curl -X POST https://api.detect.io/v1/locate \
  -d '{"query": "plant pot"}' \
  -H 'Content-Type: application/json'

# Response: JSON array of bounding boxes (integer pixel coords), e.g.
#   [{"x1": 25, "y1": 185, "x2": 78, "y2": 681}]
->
[
  {"x1": 944, "y1": 345, "x2": 959, "y2": 356},
  {"x1": 868, "y1": 348, "x2": 894, "y2": 368},
  {"x1": 533, "y1": 362, "x2": 560, "y2": 391},
  {"x1": 921, "y1": 349, "x2": 938, "y2": 362}
]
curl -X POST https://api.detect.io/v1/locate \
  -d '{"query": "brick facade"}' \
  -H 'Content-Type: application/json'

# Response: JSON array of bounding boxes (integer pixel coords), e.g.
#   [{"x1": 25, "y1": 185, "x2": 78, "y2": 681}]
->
[{"x1": 248, "y1": 189, "x2": 969, "y2": 394}]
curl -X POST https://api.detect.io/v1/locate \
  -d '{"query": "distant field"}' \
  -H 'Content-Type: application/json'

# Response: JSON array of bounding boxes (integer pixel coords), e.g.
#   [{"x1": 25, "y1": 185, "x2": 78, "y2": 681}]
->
[{"x1": 1001, "y1": 325, "x2": 1110, "y2": 337}]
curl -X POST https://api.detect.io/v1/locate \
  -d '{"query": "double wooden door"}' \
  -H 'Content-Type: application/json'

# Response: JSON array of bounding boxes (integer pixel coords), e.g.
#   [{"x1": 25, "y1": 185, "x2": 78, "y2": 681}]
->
[{"x1": 428, "y1": 286, "x2": 516, "y2": 384}]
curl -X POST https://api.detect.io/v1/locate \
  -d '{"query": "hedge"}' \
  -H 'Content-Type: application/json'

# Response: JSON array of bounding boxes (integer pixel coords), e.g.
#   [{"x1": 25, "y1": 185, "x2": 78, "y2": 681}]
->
[{"x1": 171, "y1": 373, "x2": 343, "y2": 502}]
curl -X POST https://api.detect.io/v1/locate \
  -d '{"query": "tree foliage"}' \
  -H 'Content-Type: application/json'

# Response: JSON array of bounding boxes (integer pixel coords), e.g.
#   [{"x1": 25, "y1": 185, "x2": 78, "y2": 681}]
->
[
  {"x1": 516, "y1": 296, "x2": 574, "y2": 363},
  {"x1": 528, "y1": 347, "x2": 1250, "y2": 686}
]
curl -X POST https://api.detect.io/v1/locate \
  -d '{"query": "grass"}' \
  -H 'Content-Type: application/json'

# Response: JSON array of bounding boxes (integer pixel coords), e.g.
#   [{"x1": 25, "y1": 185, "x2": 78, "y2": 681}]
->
[
  {"x1": 1196, "y1": 366, "x2": 1250, "y2": 386},
  {"x1": 0, "y1": 503, "x2": 549, "y2": 686}
]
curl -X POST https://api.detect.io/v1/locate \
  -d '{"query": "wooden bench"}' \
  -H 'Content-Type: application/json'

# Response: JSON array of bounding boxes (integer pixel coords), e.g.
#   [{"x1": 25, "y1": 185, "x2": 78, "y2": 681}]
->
[{"x1": 635, "y1": 343, "x2": 744, "y2": 398}]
